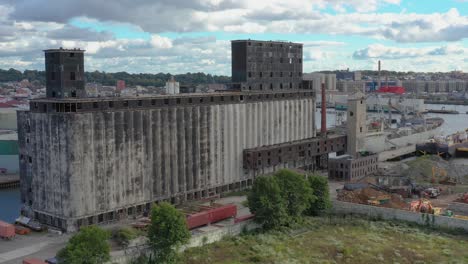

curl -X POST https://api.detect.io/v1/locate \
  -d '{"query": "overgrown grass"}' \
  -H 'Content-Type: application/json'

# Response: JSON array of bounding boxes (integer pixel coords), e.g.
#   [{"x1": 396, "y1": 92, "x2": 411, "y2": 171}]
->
[
  {"x1": 221, "y1": 189, "x2": 251, "y2": 198},
  {"x1": 180, "y1": 216, "x2": 468, "y2": 264}
]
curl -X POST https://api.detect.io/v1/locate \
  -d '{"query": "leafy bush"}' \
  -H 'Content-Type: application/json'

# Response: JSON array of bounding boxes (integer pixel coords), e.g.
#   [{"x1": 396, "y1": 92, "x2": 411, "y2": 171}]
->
[
  {"x1": 57, "y1": 225, "x2": 111, "y2": 264},
  {"x1": 148, "y1": 202, "x2": 191, "y2": 263},
  {"x1": 248, "y1": 169, "x2": 315, "y2": 229},
  {"x1": 112, "y1": 227, "x2": 139, "y2": 248},
  {"x1": 306, "y1": 174, "x2": 331, "y2": 216},
  {"x1": 247, "y1": 176, "x2": 288, "y2": 229},
  {"x1": 273, "y1": 169, "x2": 315, "y2": 220}
]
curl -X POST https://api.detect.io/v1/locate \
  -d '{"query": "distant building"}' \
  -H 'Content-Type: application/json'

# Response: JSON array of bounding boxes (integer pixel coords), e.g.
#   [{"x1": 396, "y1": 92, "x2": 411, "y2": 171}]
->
[
  {"x1": 336, "y1": 70, "x2": 361, "y2": 81},
  {"x1": 303, "y1": 73, "x2": 336, "y2": 91},
  {"x1": 116, "y1": 80, "x2": 126, "y2": 92},
  {"x1": 337, "y1": 80, "x2": 366, "y2": 93},
  {"x1": 402, "y1": 80, "x2": 468, "y2": 94},
  {"x1": 231, "y1": 40, "x2": 303, "y2": 91},
  {"x1": 0, "y1": 131, "x2": 19, "y2": 174},
  {"x1": 165, "y1": 76, "x2": 180, "y2": 94}
]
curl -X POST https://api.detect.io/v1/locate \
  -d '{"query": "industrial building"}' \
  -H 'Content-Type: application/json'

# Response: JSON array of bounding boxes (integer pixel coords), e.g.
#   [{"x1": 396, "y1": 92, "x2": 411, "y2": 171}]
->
[
  {"x1": 231, "y1": 40, "x2": 303, "y2": 91},
  {"x1": 402, "y1": 80, "x2": 468, "y2": 94},
  {"x1": 303, "y1": 73, "x2": 336, "y2": 91},
  {"x1": 18, "y1": 41, "x2": 346, "y2": 232},
  {"x1": 337, "y1": 80, "x2": 366, "y2": 93},
  {"x1": 336, "y1": 70, "x2": 361, "y2": 81},
  {"x1": 329, "y1": 91, "x2": 378, "y2": 181}
]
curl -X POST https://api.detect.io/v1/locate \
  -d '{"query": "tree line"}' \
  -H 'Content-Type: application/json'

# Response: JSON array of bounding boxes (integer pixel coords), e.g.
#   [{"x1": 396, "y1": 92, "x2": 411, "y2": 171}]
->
[{"x1": 0, "y1": 68, "x2": 231, "y2": 87}]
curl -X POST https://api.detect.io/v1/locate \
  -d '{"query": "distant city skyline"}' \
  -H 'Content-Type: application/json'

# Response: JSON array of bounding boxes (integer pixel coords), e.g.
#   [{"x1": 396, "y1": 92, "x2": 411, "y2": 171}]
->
[{"x1": 0, "y1": 0, "x2": 466, "y2": 74}]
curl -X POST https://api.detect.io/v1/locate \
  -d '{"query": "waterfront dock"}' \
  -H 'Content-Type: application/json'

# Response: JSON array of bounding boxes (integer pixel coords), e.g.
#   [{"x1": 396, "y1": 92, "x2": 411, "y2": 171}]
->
[
  {"x1": 427, "y1": 109, "x2": 460, "y2": 114},
  {"x1": 0, "y1": 174, "x2": 19, "y2": 189}
]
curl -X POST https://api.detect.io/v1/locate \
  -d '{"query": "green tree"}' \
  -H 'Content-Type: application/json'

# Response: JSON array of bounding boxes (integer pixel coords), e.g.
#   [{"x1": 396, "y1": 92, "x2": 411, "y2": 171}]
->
[
  {"x1": 57, "y1": 225, "x2": 110, "y2": 264},
  {"x1": 247, "y1": 176, "x2": 288, "y2": 229},
  {"x1": 148, "y1": 202, "x2": 191, "y2": 263},
  {"x1": 306, "y1": 174, "x2": 332, "y2": 216},
  {"x1": 273, "y1": 169, "x2": 315, "y2": 220}
]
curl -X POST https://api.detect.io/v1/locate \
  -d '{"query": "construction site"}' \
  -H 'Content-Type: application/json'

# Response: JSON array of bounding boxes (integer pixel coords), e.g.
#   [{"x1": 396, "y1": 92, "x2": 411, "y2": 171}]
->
[{"x1": 336, "y1": 155, "x2": 468, "y2": 220}]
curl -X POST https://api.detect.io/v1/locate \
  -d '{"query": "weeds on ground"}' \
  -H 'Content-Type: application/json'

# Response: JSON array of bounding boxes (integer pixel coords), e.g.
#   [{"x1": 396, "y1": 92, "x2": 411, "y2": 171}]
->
[{"x1": 181, "y1": 215, "x2": 468, "y2": 264}]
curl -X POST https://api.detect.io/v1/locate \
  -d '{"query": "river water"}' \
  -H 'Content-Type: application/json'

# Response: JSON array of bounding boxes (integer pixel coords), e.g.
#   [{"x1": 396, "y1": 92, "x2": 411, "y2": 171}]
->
[
  {"x1": 0, "y1": 188, "x2": 20, "y2": 223},
  {"x1": 1, "y1": 104, "x2": 468, "y2": 223}
]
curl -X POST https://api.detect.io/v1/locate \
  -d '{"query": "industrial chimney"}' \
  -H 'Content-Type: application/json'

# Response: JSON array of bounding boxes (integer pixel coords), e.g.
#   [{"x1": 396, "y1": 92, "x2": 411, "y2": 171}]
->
[
  {"x1": 378, "y1": 60, "x2": 381, "y2": 90},
  {"x1": 321, "y1": 82, "x2": 327, "y2": 136}
]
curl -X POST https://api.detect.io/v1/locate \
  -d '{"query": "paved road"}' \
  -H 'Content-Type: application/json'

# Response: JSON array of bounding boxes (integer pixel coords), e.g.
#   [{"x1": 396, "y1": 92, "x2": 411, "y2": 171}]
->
[{"x1": 0, "y1": 232, "x2": 70, "y2": 264}]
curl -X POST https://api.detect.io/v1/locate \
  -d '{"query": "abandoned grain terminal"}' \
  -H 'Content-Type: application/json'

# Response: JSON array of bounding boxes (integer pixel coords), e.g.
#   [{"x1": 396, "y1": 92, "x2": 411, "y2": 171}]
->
[{"x1": 18, "y1": 40, "x2": 346, "y2": 232}]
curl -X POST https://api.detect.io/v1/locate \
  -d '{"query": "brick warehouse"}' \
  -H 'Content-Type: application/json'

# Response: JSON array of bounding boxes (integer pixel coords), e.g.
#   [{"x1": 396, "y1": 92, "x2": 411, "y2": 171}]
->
[{"x1": 18, "y1": 41, "x2": 346, "y2": 232}]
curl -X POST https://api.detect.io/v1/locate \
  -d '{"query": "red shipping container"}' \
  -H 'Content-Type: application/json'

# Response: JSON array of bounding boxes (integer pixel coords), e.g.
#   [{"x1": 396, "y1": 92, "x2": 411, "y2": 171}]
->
[
  {"x1": 15, "y1": 225, "x2": 31, "y2": 235},
  {"x1": 186, "y1": 204, "x2": 237, "y2": 229},
  {"x1": 0, "y1": 220, "x2": 15, "y2": 239},
  {"x1": 23, "y1": 259, "x2": 47, "y2": 264},
  {"x1": 234, "y1": 214, "x2": 255, "y2": 223}
]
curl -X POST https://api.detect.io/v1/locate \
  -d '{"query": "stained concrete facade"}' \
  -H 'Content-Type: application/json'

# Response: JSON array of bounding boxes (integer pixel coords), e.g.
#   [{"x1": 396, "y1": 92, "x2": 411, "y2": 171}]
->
[
  {"x1": 18, "y1": 91, "x2": 320, "y2": 231},
  {"x1": 347, "y1": 91, "x2": 367, "y2": 157},
  {"x1": 18, "y1": 40, "x2": 347, "y2": 232}
]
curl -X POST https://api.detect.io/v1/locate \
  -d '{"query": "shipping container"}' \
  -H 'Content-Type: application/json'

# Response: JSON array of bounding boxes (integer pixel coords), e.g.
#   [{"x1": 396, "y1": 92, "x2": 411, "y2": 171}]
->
[
  {"x1": 234, "y1": 214, "x2": 255, "y2": 223},
  {"x1": 15, "y1": 225, "x2": 31, "y2": 235},
  {"x1": 185, "y1": 204, "x2": 237, "y2": 229},
  {"x1": 0, "y1": 220, "x2": 15, "y2": 239},
  {"x1": 23, "y1": 258, "x2": 47, "y2": 264}
]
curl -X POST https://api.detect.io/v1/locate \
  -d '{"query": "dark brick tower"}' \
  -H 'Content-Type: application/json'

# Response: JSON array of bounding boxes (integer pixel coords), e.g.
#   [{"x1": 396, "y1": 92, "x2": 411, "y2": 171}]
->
[
  {"x1": 44, "y1": 48, "x2": 85, "y2": 98},
  {"x1": 231, "y1": 40, "x2": 303, "y2": 91}
]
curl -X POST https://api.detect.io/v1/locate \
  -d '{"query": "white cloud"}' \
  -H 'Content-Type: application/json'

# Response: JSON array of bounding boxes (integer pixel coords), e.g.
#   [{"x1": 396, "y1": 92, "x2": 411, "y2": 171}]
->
[
  {"x1": 3, "y1": 1, "x2": 465, "y2": 43},
  {"x1": 353, "y1": 43, "x2": 466, "y2": 60},
  {"x1": 150, "y1": 35, "x2": 173, "y2": 49},
  {"x1": 0, "y1": 0, "x2": 465, "y2": 74}
]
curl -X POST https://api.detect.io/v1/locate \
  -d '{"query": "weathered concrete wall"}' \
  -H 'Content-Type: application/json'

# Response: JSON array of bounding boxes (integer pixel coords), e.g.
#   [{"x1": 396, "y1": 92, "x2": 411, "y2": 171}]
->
[
  {"x1": 333, "y1": 201, "x2": 468, "y2": 232},
  {"x1": 19, "y1": 98, "x2": 316, "y2": 228},
  {"x1": 106, "y1": 220, "x2": 260, "y2": 264},
  {"x1": 448, "y1": 202, "x2": 468, "y2": 215}
]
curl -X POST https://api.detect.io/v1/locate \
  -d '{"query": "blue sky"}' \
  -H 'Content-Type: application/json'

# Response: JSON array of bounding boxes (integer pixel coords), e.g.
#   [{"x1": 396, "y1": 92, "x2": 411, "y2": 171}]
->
[{"x1": 0, "y1": 0, "x2": 466, "y2": 74}]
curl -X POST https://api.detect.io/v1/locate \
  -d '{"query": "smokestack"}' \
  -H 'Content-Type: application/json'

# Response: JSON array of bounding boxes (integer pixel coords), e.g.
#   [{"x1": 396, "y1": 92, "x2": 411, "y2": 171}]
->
[
  {"x1": 378, "y1": 60, "x2": 381, "y2": 90},
  {"x1": 321, "y1": 82, "x2": 327, "y2": 136}
]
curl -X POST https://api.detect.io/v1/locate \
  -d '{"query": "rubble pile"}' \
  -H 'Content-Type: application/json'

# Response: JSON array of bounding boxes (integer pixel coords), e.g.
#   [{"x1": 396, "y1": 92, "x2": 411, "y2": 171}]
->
[
  {"x1": 383, "y1": 156, "x2": 468, "y2": 184},
  {"x1": 338, "y1": 187, "x2": 407, "y2": 209}
]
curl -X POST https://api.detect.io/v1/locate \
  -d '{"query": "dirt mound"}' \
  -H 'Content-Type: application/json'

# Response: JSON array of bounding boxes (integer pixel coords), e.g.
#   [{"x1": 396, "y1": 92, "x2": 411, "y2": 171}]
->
[
  {"x1": 384, "y1": 156, "x2": 468, "y2": 185},
  {"x1": 338, "y1": 187, "x2": 408, "y2": 209}
]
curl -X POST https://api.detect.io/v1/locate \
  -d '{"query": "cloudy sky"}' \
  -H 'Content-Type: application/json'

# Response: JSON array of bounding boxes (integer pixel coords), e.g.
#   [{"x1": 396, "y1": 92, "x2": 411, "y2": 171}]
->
[{"x1": 0, "y1": 0, "x2": 466, "y2": 75}]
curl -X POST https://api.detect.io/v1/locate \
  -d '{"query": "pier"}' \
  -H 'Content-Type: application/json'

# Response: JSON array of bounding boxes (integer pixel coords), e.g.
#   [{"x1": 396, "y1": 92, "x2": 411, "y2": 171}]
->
[
  {"x1": 427, "y1": 109, "x2": 460, "y2": 114},
  {"x1": 0, "y1": 175, "x2": 19, "y2": 189}
]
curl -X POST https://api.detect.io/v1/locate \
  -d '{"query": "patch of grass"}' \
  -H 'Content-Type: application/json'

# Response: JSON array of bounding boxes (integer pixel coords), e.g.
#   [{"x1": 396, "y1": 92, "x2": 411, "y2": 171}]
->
[
  {"x1": 180, "y1": 216, "x2": 468, "y2": 264},
  {"x1": 111, "y1": 227, "x2": 141, "y2": 248},
  {"x1": 220, "y1": 189, "x2": 251, "y2": 198}
]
